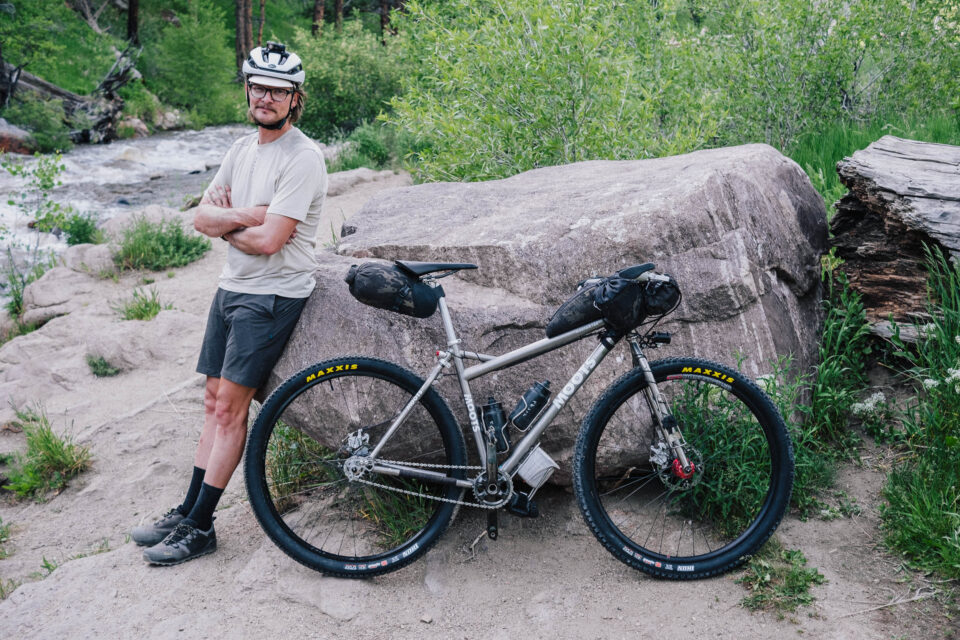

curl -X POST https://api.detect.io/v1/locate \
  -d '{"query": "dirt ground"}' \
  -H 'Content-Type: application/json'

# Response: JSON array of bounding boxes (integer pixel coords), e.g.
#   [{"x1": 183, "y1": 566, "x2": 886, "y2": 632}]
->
[{"x1": 0, "y1": 173, "x2": 956, "y2": 640}]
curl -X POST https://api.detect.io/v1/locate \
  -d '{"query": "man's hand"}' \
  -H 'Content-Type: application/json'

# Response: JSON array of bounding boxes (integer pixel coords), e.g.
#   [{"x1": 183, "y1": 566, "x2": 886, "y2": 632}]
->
[
  {"x1": 222, "y1": 213, "x2": 299, "y2": 256},
  {"x1": 193, "y1": 184, "x2": 269, "y2": 239},
  {"x1": 203, "y1": 184, "x2": 233, "y2": 209}
]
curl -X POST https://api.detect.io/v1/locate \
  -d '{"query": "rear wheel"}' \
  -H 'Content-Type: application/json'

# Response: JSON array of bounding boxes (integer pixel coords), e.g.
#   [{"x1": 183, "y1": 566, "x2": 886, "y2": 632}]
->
[
  {"x1": 244, "y1": 357, "x2": 466, "y2": 578},
  {"x1": 574, "y1": 357, "x2": 794, "y2": 579}
]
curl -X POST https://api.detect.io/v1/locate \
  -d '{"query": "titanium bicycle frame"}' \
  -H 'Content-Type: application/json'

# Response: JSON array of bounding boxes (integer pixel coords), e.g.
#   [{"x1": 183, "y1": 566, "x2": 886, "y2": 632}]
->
[{"x1": 364, "y1": 273, "x2": 692, "y2": 492}]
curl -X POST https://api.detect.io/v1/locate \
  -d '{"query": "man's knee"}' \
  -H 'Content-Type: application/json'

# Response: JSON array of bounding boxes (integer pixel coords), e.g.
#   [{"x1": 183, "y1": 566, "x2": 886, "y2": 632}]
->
[
  {"x1": 203, "y1": 378, "x2": 219, "y2": 416},
  {"x1": 213, "y1": 380, "x2": 256, "y2": 432}
]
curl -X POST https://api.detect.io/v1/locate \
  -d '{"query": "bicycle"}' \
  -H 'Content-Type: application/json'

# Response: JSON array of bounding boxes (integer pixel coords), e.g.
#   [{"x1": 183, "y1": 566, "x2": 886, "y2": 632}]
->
[{"x1": 243, "y1": 260, "x2": 795, "y2": 580}]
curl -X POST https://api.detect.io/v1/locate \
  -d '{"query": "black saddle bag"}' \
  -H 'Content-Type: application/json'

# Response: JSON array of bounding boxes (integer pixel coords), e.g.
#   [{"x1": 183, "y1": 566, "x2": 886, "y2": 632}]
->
[{"x1": 345, "y1": 262, "x2": 442, "y2": 319}]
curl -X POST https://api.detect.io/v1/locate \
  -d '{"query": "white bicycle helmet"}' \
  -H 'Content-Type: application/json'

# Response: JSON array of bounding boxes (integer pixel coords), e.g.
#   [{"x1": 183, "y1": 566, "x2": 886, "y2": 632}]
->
[{"x1": 243, "y1": 41, "x2": 305, "y2": 88}]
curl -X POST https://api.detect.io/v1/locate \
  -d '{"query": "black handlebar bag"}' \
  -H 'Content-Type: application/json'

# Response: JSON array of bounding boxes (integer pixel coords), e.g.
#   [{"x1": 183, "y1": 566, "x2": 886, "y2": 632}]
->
[{"x1": 345, "y1": 263, "x2": 442, "y2": 319}]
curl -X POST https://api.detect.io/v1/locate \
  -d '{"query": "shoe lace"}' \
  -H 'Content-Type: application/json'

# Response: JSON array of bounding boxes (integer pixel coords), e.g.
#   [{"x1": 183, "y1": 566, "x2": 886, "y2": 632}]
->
[{"x1": 164, "y1": 523, "x2": 197, "y2": 547}]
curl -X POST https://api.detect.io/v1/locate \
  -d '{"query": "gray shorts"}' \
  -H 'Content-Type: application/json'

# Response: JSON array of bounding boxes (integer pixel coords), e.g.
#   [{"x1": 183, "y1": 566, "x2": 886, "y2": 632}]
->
[{"x1": 196, "y1": 289, "x2": 307, "y2": 389}]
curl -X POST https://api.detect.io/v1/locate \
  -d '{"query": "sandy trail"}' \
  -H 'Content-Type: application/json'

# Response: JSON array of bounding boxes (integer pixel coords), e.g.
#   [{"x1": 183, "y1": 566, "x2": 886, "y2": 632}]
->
[{"x1": 0, "y1": 171, "x2": 953, "y2": 639}]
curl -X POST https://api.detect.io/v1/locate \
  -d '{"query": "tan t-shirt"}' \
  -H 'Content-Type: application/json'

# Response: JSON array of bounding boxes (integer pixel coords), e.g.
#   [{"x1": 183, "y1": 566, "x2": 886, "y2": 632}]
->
[{"x1": 205, "y1": 127, "x2": 327, "y2": 298}]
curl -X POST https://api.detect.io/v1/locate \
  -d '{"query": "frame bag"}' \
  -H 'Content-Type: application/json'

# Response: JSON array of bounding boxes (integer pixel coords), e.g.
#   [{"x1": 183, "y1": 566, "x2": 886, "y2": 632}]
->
[{"x1": 345, "y1": 262, "x2": 441, "y2": 319}]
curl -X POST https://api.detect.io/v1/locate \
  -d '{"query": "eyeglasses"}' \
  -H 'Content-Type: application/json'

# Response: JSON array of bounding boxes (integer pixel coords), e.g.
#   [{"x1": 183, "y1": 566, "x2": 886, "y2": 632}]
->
[{"x1": 248, "y1": 84, "x2": 293, "y2": 101}]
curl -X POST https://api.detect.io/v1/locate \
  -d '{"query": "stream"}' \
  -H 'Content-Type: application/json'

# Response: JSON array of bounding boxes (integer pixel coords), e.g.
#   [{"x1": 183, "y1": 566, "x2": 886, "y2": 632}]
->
[{"x1": 0, "y1": 124, "x2": 254, "y2": 260}]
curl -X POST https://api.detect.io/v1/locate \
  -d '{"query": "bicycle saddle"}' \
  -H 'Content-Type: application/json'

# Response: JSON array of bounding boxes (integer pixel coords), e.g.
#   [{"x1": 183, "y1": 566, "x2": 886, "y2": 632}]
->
[{"x1": 395, "y1": 260, "x2": 478, "y2": 277}]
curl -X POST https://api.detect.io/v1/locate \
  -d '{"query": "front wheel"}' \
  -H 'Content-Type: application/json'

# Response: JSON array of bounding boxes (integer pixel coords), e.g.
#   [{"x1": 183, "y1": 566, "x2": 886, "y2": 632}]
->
[
  {"x1": 573, "y1": 357, "x2": 794, "y2": 579},
  {"x1": 244, "y1": 356, "x2": 466, "y2": 578}
]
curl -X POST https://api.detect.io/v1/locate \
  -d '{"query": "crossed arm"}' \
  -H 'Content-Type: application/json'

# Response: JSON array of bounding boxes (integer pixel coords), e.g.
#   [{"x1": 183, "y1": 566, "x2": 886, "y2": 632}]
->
[{"x1": 194, "y1": 185, "x2": 298, "y2": 256}]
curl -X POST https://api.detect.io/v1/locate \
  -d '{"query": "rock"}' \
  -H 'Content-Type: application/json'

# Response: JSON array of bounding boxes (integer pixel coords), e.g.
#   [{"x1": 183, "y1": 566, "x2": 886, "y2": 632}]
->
[
  {"x1": 327, "y1": 168, "x2": 402, "y2": 197},
  {"x1": 154, "y1": 109, "x2": 182, "y2": 130},
  {"x1": 267, "y1": 144, "x2": 827, "y2": 481},
  {"x1": 0, "y1": 117, "x2": 33, "y2": 154},
  {"x1": 85, "y1": 309, "x2": 202, "y2": 371},
  {"x1": 21, "y1": 267, "x2": 100, "y2": 326},
  {"x1": 63, "y1": 243, "x2": 116, "y2": 275},
  {"x1": 0, "y1": 308, "x2": 16, "y2": 340},
  {"x1": 831, "y1": 136, "x2": 960, "y2": 327},
  {"x1": 118, "y1": 117, "x2": 149, "y2": 138}
]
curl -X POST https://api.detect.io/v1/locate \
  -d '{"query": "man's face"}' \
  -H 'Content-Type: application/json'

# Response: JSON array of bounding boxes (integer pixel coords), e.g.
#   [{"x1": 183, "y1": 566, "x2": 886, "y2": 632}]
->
[{"x1": 247, "y1": 83, "x2": 297, "y2": 125}]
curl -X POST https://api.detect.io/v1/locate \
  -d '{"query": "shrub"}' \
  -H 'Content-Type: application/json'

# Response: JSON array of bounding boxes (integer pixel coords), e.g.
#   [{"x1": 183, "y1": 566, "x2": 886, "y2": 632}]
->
[
  {"x1": 1, "y1": 407, "x2": 92, "y2": 501},
  {"x1": 114, "y1": 217, "x2": 210, "y2": 271},
  {"x1": 292, "y1": 21, "x2": 406, "y2": 139},
  {"x1": 114, "y1": 287, "x2": 171, "y2": 321},
  {"x1": 882, "y1": 247, "x2": 960, "y2": 579},
  {"x1": 389, "y1": 0, "x2": 720, "y2": 181},
  {"x1": 737, "y1": 540, "x2": 826, "y2": 612},
  {"x1": 86, "y1": 355, "x2": 120, "y2": 377},
  {"x1": 142, "y1": 0, "x2": 241, "y2": 127},
  {"x1": 2, "y1": 95, "x2": 73, "y2": 153},
  {"x1": 62, "y1": 211, "x2": 105, "y2": 246},
  {"x1": 117, "y1": 80, "x2": 162, "y2": 126}
]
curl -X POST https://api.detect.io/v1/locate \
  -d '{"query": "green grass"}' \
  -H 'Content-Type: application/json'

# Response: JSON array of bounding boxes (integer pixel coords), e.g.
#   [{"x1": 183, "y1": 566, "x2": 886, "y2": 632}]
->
[
  {"x1": 113, "y1": 287, "x2": 172, "y2": 321},
  {"x1": 113, "y1": 217, "x2": 211, "y2": 272},
  {"x1": 265, "y1": 421, "x2": 338, "y2": 514},
  {"x1": 881, "y1": 247, "x2": 960, "y2": 579},
  {"x1": 357, "y1": 482, "x2": 437, "y2": 549},
  {"x1": 737, "y1": 539, "x2": 826, "y2": 613},
  {"x1": 85, "y1": 355, "x2": 121, "y2": 377},
  {"x1": 62, "y1": 211, "x2": 105, "y2": 246},
  {"x1": 1, "y1": 407, "x2": 92, "y2": 501},
  {"x1": 788, "y1": 113, "x2": 960, "y2": 214}
]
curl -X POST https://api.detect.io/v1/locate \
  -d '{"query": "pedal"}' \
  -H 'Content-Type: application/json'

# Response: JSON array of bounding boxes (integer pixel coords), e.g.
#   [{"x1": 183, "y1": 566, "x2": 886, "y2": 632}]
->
[
  {"x1": 506, "y1": 492, "x2": 539, "y2": 518},
  {"x1": 487, "y1": 510, "x2": 499, "y2": 540}
]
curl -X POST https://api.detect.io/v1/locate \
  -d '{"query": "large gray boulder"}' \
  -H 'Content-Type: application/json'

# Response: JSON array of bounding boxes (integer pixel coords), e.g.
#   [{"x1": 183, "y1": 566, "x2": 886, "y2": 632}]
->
[{"x1": 267, "y1": 144, "x2": 827, "y2": 482}]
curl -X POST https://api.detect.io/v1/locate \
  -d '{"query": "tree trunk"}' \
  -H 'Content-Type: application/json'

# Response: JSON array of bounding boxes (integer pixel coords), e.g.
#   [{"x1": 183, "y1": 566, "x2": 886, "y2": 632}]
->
[
  {"x1": 257, "y1": 0, "x2": 265, "y2": 46},
  {"x1": 335, "y1": 0, "x2": 343, "y2": 32},
  {"x1": 127, "y1": 0, "x2": 140, "y2": 45},
  {"x1": 380, "y1": 0, "x2": 390, "y2": 41},
  {"x1": 830, "y1": 136, "x2": 960, "y2": 336},
  {"x1": 235, "y1": 0, "x2": 253, "y2": 74},
  {"x1": 312, "y1": 0, "x2": 325, "y2": 37}
]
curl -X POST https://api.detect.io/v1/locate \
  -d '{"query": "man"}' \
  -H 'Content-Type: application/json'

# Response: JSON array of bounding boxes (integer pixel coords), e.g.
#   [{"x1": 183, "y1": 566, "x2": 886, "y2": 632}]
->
[{"x1": 132, "y1": 42, "x2": 327, "y2": 565}]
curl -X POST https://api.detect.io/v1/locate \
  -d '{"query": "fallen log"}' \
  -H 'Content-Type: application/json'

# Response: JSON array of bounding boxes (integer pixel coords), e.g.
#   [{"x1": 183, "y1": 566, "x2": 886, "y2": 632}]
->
[
  {"x1": 0, "y1": 60, "x2": 128, "y2": 148},
  {"x1": 830, "y1": 136, "x2": 960, "y2": 332}
]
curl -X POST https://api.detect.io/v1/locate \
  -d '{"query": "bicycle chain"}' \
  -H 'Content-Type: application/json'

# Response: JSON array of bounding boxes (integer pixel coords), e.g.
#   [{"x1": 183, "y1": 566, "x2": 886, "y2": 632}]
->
[{"x1": 347, "y1": 458, "x2": 506, "y2": 510}]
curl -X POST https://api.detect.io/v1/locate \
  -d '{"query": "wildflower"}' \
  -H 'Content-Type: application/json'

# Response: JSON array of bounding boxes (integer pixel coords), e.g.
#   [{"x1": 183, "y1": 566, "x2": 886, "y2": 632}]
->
[
  {"x1": 955, "y1": 335, "x2": 960, "y2": 345},
  {"x1": 947, "y1": 368, "x2": 960, "y2": 384},
  {"x1": 923, "y1": 379, "x2": 940, "y2": 390},
  {"x1": 851, "y1": 391, "x2": 886, "y2": 418}
]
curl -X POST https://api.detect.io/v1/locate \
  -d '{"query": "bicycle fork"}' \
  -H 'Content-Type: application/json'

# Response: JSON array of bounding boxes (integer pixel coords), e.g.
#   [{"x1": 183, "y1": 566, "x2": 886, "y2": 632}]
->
[{"x1": 627, "y1": 334, "x2": 695, "y2": 477}]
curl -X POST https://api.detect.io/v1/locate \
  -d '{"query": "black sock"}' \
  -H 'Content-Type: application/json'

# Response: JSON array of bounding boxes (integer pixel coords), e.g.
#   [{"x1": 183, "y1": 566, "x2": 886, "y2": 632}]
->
[
  {"x1": 184, "y1": 483, "x2": 224, "y2": 531},
  {"x1": 177, "y1": 466, "x2": 206, "y2": 516}
]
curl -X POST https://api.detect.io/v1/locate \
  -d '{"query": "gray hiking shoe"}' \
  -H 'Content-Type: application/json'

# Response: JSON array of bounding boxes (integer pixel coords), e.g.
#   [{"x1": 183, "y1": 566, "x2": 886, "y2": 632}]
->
[
  {"x1": 131, "y1": 508, "x2": 186, "y2": 547},
  {"x1": 142, "y1": 521, "x2": 217, "y2": 566}
]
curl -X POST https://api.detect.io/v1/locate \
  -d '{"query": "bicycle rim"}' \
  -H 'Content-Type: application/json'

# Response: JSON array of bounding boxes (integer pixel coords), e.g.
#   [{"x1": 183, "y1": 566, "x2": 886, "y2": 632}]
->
[
  {"x1": 246, "y1": 358, "x2": 465, "y2": 576},
  {"x1": 576, "y1": 358, "x2": 792, "y2": 578}
]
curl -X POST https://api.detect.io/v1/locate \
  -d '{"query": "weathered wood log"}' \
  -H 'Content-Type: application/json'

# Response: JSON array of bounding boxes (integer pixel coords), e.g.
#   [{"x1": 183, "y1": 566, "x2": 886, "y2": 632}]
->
[
  {"x1": 830, "y1": 136, "x2": 960, "y2": 329},
  {"x1": 0, "y1": 62, "x2": 124, "y2": 146}
]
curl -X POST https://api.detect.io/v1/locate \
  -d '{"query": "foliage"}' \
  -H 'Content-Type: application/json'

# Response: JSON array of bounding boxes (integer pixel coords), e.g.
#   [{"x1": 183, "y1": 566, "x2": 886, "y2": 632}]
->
[
  {"x1": 327, "y1": 121, "x2": 408, "y2": 173},
  {"x1": 0, "y1": 0, "x2": 120, "y2": 95},
  {"x1": 141, "y1": 0, "x2": 241, "y2": 127},
  {"x1": 1, "y1": 407, "x2": 92, "y2": 501},
  {"x1": 2, "y1": 95, "x2": 73, "y2": 153},
  {"x1": 1, "y1": 154, "x2": 66, "y2": 320},
  {"x1": 114, "y1": 217, "x2": 210, "y2": 271},
  {"x1": 808, "y1": 271, "x2": 872, "y2": 447},
  {"x1": 293, "y1": 21, "x2": 406, "y2": 139},
  {"x1": 390, "y1": 0, "x2": 719, "y2": 182},
  {"x1": 882, "y1": 247, "x2": 960, "y2": 579},
  {"x1": 788, "y1": 114, "x2": 960, "y2": 213},
  {"x1": 117, "y1": 81, "x2": 162, "y2": 127},
  {"x1": 86, "y1": 355, "x2": 121, "y2": 377},
  {"x1": 113, "y1": 287, "x2": 171, "y2": 321},
  {"x1": 61, "y1": 211, "x2": 105, "y2": 246},
  {"x1": 737, "y1": 539, "x2": 826, "y2": 612},
  {"x1": 266, "y1": 420, "x2": 337, "y2": 514}
]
